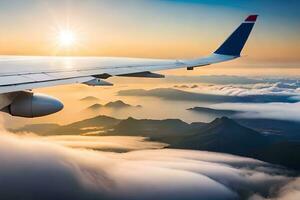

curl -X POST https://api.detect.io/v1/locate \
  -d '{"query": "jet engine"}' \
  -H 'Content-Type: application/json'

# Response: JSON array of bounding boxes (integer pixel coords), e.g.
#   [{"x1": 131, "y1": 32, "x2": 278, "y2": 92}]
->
[{"x1": 6, "y1": 92, "x2": 63, "y2": 118}]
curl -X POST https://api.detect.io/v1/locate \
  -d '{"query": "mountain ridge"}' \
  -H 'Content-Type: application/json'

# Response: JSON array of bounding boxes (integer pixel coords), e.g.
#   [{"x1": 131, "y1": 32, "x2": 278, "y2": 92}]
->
[
  {"x1": 86, "y1": 100, "x2": 142, "y2": 111},
  {"x1": 11, "y1": 115, "x2": 300, "y2": 170}
]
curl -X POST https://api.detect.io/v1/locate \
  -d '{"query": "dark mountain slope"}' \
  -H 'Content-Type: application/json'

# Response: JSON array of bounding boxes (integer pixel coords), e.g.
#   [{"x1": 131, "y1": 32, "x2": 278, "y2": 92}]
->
[
  {"x1": 110, "y1": 117, "x2": 191, "y2": 140},
  {"x1": 171, "y1": 117, "x2": 271, "y2": 156}
]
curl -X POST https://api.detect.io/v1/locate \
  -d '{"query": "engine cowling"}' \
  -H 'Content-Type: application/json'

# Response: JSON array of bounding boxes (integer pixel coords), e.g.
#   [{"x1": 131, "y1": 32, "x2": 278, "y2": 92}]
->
[{"x1": 8, "y1": 92, "x2": 64, "y2": 118}]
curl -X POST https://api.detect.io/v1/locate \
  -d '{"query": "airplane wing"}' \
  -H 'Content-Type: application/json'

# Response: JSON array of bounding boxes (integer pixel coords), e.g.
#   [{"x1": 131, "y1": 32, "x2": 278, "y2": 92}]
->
[{"x1": 0, "y1": 15, "x2": 257, "y2": 94}]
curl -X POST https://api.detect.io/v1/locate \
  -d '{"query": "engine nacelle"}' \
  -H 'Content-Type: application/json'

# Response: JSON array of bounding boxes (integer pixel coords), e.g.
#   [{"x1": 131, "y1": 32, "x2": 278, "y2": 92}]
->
[{"x1": 7, "y1": 92, "x2": 64, "y2": 118}]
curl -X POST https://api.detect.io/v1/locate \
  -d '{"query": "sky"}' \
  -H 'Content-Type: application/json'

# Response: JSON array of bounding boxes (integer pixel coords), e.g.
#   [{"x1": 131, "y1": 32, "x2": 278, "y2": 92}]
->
[{"x1": 0, "y1": 0, "x2": 299, "y2": 66}]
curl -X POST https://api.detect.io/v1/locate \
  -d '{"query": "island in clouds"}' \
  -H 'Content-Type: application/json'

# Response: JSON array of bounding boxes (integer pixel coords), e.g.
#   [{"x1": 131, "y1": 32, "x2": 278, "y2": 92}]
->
[
  {"x1": 85, "y1": 100, "x2": 142, "y2": 111},
  {"x1": 80, "y1": 96, "x2": 101, "y2": 102}
]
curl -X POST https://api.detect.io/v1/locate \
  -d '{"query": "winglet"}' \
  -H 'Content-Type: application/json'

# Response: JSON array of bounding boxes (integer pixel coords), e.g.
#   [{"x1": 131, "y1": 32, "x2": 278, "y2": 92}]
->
[
  {"x1": 214, "y1": 15, "x2": 258, "y2": 57},
  {"x1": 245, "y1": 15, "x2": 258, "y2": 22}
]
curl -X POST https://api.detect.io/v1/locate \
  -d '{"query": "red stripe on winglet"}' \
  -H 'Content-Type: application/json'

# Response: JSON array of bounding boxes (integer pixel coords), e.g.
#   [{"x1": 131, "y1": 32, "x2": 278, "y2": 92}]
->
[{"x1": 245, "y1": 15, "x2": 258, "y2": 22}]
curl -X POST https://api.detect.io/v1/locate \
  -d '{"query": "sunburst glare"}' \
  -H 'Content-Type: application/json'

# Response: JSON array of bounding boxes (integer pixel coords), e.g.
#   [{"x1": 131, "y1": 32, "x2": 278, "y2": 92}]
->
[
  {"x1": 49, "y1": 24, "x2": 86, "y2": 56},
  {"x1": 58, "y1": 30, "x2": 76, "y2": 47}
]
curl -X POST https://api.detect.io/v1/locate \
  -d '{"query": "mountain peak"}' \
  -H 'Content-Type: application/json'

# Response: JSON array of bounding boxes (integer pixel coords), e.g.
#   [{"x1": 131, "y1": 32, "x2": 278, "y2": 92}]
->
[
  {"x1": 80, "y1": 96, "x2": 100, "y2": 101},
  {"x1": 206, "y1": 117, "x2": 260, "y2": 138},
  {"x1": 210, "y1": 116, "x2": 235, "y2": 125},
  {"x1": 105, "y1": 100, "x2": 131, "y2": 108},
  {"x1": 87, "y1": 103, "x2": 103, "y2": 110},
  {"x1": 125, "y1": 116, "x2": 137, "y2": 121},
  {"x1": 173, "y1": 117, "x2": 267, "y2": 156}
]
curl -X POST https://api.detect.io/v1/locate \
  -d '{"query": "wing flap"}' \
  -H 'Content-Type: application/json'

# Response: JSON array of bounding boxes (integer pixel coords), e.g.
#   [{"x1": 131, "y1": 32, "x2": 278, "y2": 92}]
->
[
  {"x1": 0, "y1": 76, "x2": 94, "y2": 93},
  {"x1": 0, "y1": 75, "x2": 34, "y2": 86}
]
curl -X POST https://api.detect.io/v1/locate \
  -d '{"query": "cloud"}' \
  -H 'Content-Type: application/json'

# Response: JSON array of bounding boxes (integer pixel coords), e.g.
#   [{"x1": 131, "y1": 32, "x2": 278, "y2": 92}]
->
[
  {"x1": 177, "y1": 80, "x2": 300, "y2": 97},
  {"x1": 184, "y1": 79, "x2": 300, "y2": 121},
  {"x1": 39, "y1": 135, "x2": 168, "y2": 152},
  {"x1": 211, "y1": 102, "x2": 300, "y2": 122},
  {"x1": 118, "y1": 86, "x2": 298, "y2": 103},
  {"x1": 248, "y1": 177, "x2": 300, "y2": 200},
  {"x1": 117, "y1": 78, "x2": 300, "y2": 121},
  {"x1": 165, "y1": 75, "x2": 264, "y2": 85},
  {"x1": 0, "y1": 132, "x2": 298, "y2": 200},
  {"x1": 276, "y1": 178, "x2": 300, "y2": 200},
  {"x1": 169, "y1": 78, "x2": 300, "y2": 98}
]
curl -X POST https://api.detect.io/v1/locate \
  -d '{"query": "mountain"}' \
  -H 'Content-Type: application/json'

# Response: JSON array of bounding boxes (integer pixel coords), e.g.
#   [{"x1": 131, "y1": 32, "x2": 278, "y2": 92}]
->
[
  {"x1": 80, "y1": 96, "x2": 100, "y2": 101},
  {"x1": 12, "y1": 115, "x2": 300, "y2": 170},
  {"x1": 171, "y1": 117, "x2": 271, "y2": 156},
  {"x1": 237, "y1": 118, "x2": 300, "y2": 140},
  {"x1": 55, "y1": 115, "x2": 121, "y2": 135},
  {"x1": 188, "y1": 108, "x2": 300, "y2": 141},
  {"x1": 10, "y1": 123, "x2": 61, "y2": 135},
  {"x1": 86, "y1": 100, "x2": 142, "y2": 111},
  {"x1": 104, "y1": 100, "x2": 133, "y2": 108},
  {"x1": 110, "y1": 117, "x2": 192, "y2": 141},
  {"x1": 118, "y1": 88, "x2": 297, "y2": 103},
  {"x1": 13, "y1": 115, "x2": 121, "y2": 136},
  {"x1": 254, "y1": 141, "x2": 300, "y2": 169},
  {"x1": 188, "y1": 106, "x2": 240, "y2": 116},
  {"x1": 86, "y1": 103, "x2": 103, "y2": 110},
  {"x1": 118, "y1": 88, "x2": 234, "y2": 102}
]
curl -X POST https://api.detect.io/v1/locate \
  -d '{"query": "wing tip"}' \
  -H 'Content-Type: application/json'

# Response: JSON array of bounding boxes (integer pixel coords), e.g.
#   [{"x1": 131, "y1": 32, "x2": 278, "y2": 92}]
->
[{"x1": 245, "y1": 15, "x2": 258, "y2": 22}]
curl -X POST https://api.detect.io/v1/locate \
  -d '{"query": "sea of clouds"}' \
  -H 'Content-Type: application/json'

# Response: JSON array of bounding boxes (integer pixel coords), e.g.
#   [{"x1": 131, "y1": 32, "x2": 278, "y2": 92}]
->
[
  {"x1": 0, "y1": 131, "x2": 299, "y2": 200},
  {"x1": 205, "y1": 80, "x2": 300, "y2": 121},
  {"x1": 201, "y1": 81, "x2": 300, "y2": 97},
  {"x1": 179, "y1": 79, "x2": 300, "y2": 121}
]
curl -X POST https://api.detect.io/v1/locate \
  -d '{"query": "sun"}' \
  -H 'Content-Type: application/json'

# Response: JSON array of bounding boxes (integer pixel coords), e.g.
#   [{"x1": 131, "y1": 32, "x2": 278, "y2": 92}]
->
[
  {"x1": 49, "y1": 24, "x2": 85, "y2": 55},
  {"x1": 58, "y1": 30, "x2": 76, "y2": 47}
]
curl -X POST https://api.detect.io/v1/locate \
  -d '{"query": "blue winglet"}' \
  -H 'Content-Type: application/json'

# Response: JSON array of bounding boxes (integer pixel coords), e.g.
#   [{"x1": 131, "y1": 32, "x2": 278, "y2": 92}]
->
[{"x1": 214, "y1": 15, "x2": 258, "y2": 56}]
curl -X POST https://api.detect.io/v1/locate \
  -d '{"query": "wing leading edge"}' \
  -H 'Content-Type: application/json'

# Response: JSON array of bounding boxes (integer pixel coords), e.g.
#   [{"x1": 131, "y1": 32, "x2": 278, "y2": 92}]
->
[{"x1": 0, "y1": 15, "x2": 257, "y2": 94}]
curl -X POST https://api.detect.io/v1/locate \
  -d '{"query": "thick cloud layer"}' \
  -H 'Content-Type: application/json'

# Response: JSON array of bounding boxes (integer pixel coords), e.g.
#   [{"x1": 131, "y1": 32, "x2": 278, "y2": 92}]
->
[
  {"x1": 39, "y1": 135, "x2": 167, "y2": 152},
  {"x1": 212, "y1": 102, "x2": 300, "y2": 121},
  {"x1": 0, "y1": 132, "x2": 299, "y2": 200},
  {"x1": 183, "y1": 80, "x2": 300, "y2": 121},
  {"x1": 201, "y1": 81, "x2": 300, "y2": 97}
]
